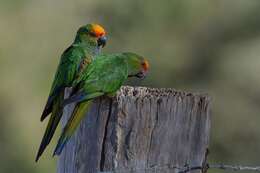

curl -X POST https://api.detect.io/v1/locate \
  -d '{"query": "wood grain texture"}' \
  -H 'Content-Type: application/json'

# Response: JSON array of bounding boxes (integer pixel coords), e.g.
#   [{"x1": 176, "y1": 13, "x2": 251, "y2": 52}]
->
[{"x1": 57, "y1": 86, "x2": 211, "y2": 173}]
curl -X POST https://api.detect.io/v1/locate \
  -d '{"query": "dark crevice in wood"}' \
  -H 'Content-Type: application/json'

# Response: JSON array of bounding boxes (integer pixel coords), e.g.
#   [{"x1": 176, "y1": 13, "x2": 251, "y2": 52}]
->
[{"x1": 100, "y1": 98, "x2": 113, "y2": 171}]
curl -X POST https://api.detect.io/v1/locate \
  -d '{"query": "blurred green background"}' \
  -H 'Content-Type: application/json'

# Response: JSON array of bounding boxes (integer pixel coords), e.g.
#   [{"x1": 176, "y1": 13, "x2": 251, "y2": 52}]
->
[{"x1": 1, "y1": 0, "x2": 260, "y2": 172}]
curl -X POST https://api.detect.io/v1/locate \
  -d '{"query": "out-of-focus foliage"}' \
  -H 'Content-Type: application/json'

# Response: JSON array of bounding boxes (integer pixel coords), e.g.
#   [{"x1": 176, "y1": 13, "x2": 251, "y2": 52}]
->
[{"x1": 0, "y1": 0, "x2": 260, "y2": 173}]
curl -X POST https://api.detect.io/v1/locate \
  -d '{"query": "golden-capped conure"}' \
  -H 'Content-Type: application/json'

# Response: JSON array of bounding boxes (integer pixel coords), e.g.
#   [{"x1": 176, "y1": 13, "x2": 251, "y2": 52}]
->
[
  {"x1": 53, "y1": 52, "x2": 149, "y2": 155},
  {"x1": 36, "y1": 23, "x2": 107, "y2": 162}
]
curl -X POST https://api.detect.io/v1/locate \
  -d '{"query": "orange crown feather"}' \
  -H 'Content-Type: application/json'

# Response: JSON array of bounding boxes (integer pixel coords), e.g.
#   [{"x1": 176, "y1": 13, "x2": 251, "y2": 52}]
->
[{"x1": 92, "y1": 24, "x2": 106, "y2": 37}]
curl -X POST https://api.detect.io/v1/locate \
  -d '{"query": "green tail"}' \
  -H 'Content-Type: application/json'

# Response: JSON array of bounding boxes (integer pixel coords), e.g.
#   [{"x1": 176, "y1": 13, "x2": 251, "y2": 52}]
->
[
  {"x1": 53, "y1": 101, "x2": 92, "y2": 156},
  {"x1": 35, "y1": 92, "x2": 64, "y2": 162}
]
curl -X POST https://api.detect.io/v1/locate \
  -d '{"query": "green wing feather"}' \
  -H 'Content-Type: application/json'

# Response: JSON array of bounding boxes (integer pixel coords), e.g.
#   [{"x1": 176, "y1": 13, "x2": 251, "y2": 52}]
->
[
  {"x1": 53, "y1": 54, "x2": 129, "y2": 155},
  {"x1": 36, "y1": 46, "x2": 85, "y2": 162},
  {"x1": 41, "y1": 46, "x2": 85, "y2": 121}
]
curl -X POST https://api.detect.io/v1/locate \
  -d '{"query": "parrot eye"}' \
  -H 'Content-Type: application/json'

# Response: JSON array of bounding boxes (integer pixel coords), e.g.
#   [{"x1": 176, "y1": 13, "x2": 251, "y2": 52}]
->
[
  {"x1": 89, "y1": 31, "x2": 105, "y2": 38},
  {"x1": 89, "y1": 31, "x2": 97, "y2": 37}
]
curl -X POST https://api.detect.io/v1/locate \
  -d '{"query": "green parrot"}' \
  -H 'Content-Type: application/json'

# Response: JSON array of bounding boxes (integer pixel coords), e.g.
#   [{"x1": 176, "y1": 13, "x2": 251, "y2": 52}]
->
[
  {"x1": 53, "y1": 52, "x2": 149, "y2": 155},
  {"x1": 36, "y1": 23, "x2": 107, "y2": 162}
]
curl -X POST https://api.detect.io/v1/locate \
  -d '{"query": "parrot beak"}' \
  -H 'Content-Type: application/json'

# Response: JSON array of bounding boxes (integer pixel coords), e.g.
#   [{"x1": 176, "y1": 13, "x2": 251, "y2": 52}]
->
[
  {"x1": 135, "y1": 70, "x2": 148, "y2": 79},
  {"x1": 97, "y1": 36, "x2": 107, "y2": 48}
]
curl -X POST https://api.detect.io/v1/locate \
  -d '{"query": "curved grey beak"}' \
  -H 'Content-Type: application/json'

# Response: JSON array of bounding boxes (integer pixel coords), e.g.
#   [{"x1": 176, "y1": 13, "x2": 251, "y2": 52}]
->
[
  {"x1": 97, "y1": 36, "x2": 107, "y2": 48},
  {"x1": 136, "y1": 71, "x2": 147, "y2": 79},
  {"x1": 129, "y1": 70, "x2": 147, "y2": 79}
]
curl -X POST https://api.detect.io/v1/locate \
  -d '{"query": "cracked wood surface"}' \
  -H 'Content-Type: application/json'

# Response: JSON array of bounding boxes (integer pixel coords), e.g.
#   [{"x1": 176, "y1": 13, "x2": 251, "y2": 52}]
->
[{"x1": 57, "y1": 86, "x2": 211, "y2": 173}]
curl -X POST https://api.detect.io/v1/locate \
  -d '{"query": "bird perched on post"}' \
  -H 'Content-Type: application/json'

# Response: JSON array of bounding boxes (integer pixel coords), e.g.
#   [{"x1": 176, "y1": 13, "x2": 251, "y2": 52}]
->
[
  {"x1": 53, "y1": 52, "x2": 150, "y2": 155},
  {"x1": 36, "y1": 23, "x2": 107, "y2": 162}
]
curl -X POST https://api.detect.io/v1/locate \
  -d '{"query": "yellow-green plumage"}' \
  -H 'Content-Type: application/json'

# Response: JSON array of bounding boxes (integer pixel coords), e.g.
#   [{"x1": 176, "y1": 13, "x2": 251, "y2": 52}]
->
[
  {"x1": 36, "y1": 24, "x2": 107, "y2": 162},
  {"x1": 53, "y1": 52, "x2": 149, "y2": 155}
]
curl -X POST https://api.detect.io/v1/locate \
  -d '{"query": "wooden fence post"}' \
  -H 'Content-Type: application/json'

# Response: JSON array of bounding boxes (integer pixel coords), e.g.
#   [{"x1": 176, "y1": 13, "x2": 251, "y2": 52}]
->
[{"x1": 57, "y1": 86, "x2": 211, "y2": 173}]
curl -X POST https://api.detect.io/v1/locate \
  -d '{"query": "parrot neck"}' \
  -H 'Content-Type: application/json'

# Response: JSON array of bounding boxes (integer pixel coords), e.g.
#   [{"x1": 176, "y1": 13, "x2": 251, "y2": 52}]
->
[
  {"x1": 81, "y1": 43, "x2": 100, "y2": 57},
  {"x1": 73, "y1": 36, "x2": 100, "y2": 57},
  {"x1": 122, "y1": 53, "x2": 142, "y2": 76}
]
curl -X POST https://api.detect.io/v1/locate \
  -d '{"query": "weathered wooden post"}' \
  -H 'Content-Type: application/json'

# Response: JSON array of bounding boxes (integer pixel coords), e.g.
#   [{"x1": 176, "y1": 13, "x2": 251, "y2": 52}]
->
[{"x1": 58, "y1": 86, "x2": 211, "y2": 173}]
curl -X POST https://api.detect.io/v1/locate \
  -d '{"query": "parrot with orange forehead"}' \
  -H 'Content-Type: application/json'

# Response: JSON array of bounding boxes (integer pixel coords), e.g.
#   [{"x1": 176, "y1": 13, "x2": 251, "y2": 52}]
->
[
  {"x1": 53, "y1": 52, "x2": 150, "y2": 155},
  {"x1": 35, "y1": 23, "x2": 107, "y2": 162}
]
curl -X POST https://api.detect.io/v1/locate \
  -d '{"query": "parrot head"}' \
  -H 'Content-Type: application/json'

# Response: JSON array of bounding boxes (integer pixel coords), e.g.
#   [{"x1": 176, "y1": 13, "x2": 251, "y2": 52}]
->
[
  {"x1": 75, "y1": 23, "x2": 107, "y2": 48},
  {"x1": 123, "y1": 52, "x2": 150, "y2": 79}
]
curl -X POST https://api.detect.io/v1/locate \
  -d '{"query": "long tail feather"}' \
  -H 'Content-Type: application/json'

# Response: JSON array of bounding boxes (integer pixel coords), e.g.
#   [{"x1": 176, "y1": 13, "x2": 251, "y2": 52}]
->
[
  {"x1": 53, "y1": 101, "x2": 92, "y2": 156},
  {"x1": 35, "y1": 93, "x2": 64, "y2": 162},
  {"x1": 40, "y1": 97, "x2": 53, "y2": 121},
  {"x1": 40, "y1": 88, "x2": 62, "y2": 121}
]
